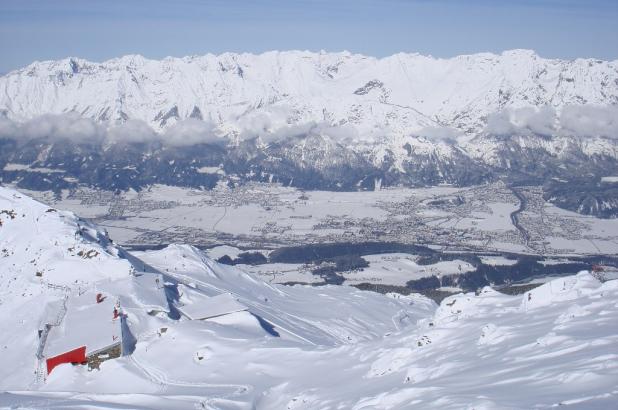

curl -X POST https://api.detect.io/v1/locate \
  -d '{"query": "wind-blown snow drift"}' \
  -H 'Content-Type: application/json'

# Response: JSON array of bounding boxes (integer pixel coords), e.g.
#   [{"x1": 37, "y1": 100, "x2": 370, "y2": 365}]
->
[{"x1": 1, "y1": 186, "x2": 618, "y2": 409}]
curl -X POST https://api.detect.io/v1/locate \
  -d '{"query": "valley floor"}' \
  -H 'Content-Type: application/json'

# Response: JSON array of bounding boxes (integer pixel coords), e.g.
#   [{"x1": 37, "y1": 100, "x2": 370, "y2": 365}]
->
[
  {"x1": 23, "y1": 182, "x2": 618, "y2": 256},
  {"x1": 21, "y1": 182, "x2": 618, "y2": 288}
]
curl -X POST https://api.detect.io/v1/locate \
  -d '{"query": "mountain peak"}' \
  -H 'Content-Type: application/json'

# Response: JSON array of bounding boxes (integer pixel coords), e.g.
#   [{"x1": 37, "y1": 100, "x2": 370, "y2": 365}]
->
[{"x1": 500, "y1": 49, "x2": 539, "y2": 58}]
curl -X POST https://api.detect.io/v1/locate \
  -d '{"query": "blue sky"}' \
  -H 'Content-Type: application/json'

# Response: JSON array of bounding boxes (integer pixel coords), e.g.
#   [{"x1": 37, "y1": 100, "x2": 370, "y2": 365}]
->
[{"x1": 1, "y1": 0, "x2": 617, "y2": 73}]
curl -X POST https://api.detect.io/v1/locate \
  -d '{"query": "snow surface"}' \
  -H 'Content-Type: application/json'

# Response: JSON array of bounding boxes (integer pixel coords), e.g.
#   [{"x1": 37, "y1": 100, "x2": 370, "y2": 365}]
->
[
  {"x1": 2, "y1": 186, "x2": 618, "y2": 409},
  {"x1": 343, "y1": 253, "x2": 475, "y2": 286},
  {"x1": 177, "y1": 290, "x2": 247, "y2": 320},
  {"x1": 479, "y1": 255, "x2": 519, "y2": 266}
]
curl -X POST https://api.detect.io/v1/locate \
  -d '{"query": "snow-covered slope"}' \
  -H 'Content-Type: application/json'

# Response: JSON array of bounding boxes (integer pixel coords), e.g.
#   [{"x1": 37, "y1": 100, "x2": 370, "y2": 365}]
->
[
  {"x1": 1, "y1": 186, "x2": 618, "y2": 409},
  {"x1": 0, "y1": 186, "x2": 433, "y2": 392},
  {"x1": 0, "y1": 186, "x2": 138, "y2": 387},
  {"x1": 134, "y1": 244, "x2": 433, "y2": 346},
  {"x1": 1, "y1": 50, "x2": 617, "y2": 135}
]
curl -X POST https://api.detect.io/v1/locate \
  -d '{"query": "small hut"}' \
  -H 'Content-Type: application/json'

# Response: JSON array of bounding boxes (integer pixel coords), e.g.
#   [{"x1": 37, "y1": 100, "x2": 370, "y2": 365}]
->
[{"x1": 44, "y1": 291, "x2": 122, "y2": 374}]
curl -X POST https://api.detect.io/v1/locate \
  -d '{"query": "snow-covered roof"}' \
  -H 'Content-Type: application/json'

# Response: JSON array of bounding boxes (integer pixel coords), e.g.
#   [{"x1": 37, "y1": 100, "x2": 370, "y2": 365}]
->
[
  {"x1": 98, "y1": 273, "x2": 168, "y2": 313},
  {"x1": 44, "y1": 291, "x2": 121, "y2": 358},
  {"x1": 177, "y1": 290, "x2": 247, "y2": 320}
]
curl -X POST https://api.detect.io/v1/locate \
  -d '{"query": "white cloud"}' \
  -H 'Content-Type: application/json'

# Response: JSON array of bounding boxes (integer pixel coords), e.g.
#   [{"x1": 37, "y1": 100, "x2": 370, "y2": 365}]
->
[
  {"x1": 1, "y1": 104, "x2": 616, "y2": 147},
  {"x1": 262, "y1": 122, "x2": 315, "y2": 143},
  {"x1": 486, "y1": 106, "x2": 557, "y2": 137},
  {"x1": 0, "y1": 116, "x2": 19, "y2": 138},
  {"x1": 312, "y1": 122, "x2": 359, "y2": 142},
  {"x1": 234, "y1": 105, "x2": 299, "y2": 142},
  {"x1": 107, "y1": 119, "x2": 157, "y2": 144},
  {"x1": 230, "y1": 103, "x2": 364, "y2": 144},
  {"x1": 559, "y1": 105, "x2": 618, "y2": 139},
  {"x1": 249, "y1": 121, "x2": 360, "y2": 145},
  {"x1": 163, "y1": 118, "x2": 224, "y2": 146},
  {"x1": 413, "y1": 126, "x2": 462, "y2": 142},
  {"x1": 18, "y1": 112, "x2": 106, "y2": 142},
  {"x1": 485, "y1": 105, "x2": 618, "y2": 139},
  {"x1": 0, "y1": 114, "x2": 227, "y2": 146}
]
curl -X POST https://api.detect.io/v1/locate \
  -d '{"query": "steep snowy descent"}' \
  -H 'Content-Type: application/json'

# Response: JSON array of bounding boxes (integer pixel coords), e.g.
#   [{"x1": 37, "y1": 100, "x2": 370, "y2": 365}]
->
[
  {"x1": 0, "y1": 185, "x2": 433, "y2": 383},
  {"x1": 0, "y1": 186, "x2": 138, "y2": 386}
]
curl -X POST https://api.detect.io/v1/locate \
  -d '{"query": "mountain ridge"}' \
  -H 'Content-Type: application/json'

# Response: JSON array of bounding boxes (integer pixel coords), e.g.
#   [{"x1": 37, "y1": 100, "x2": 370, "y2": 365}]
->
[
  {"x1": 11, "y1": 48, "x2": 618, "y2": 75},
  {"x1": 2, "y1": 49, "x2": 617, "y2": 136},
  {"x1": 1, "y1": 50, "x2": 618, "y2": 218}
]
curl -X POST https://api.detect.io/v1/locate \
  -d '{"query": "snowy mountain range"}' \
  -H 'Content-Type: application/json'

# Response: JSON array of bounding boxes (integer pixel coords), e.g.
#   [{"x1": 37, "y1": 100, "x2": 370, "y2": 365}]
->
[
  {"x1": 1, "y1": 49, "x2": 617, "y2": 134},
  {"x1": 2, "y1": 186, "x2": 618, "y2": 409},
  {"x1": 1, "y1": 50, "x2": 618, "y2": 217}
]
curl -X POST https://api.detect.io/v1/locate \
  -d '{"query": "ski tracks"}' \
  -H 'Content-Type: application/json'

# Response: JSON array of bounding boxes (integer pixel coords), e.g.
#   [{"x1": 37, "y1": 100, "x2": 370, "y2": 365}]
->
[{"x1": 128, "y1": 354, "x2": 252, "y2": 399}]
